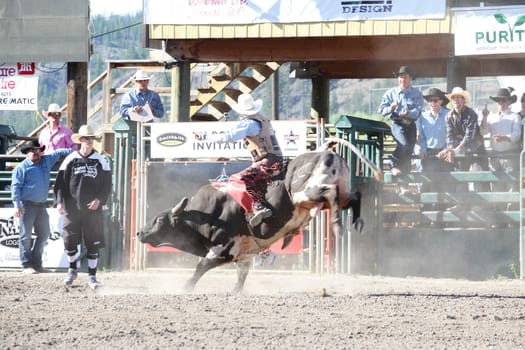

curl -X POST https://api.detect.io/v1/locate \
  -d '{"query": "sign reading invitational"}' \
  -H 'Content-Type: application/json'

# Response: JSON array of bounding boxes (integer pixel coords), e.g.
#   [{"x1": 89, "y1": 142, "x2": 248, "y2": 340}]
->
[
  {"x1": 144, "y1": 0, "x2": 446, "y2": 25},
  {"x1": 455, "y1": 6, "x2": 525, "y2": 56},
  {"x1": 151, "y1": 120, "x2": 307, "y2": 159},
  {"x1": 0, "y1": 63, "x2": 38, "y2": 111}
]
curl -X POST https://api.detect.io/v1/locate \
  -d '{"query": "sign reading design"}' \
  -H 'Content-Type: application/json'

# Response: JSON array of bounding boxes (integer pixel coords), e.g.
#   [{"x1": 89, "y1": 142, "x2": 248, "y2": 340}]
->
[{"x1": 144, "y1": 0, "x2": 445, "y2": 25}]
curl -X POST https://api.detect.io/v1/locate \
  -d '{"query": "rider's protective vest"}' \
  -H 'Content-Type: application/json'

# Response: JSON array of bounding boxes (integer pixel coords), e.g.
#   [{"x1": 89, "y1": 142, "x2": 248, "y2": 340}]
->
[{"x1": 244, "y1": 114, "x2": 282, "y2": 162}]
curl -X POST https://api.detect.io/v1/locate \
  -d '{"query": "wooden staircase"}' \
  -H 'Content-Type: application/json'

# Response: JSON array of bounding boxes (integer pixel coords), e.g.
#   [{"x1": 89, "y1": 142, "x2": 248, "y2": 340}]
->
[
  {"x1": 8, "y1": 61, "x2": 281, "y2": 154},
  {"x1": 190, "y1": 62, "x2": 281, "y2": 120}
]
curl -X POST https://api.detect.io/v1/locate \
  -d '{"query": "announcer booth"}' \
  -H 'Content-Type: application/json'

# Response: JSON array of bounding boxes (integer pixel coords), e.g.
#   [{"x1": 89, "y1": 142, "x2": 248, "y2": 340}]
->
[{"x1": 132, "y1": 119, "x2": 313, "y2": 271}]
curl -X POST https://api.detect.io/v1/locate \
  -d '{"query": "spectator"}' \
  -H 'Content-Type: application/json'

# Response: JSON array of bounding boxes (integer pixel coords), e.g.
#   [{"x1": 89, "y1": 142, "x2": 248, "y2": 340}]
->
[
  {"x1": 39, "y1": 103, "x2": 76, "y2": 152},
  {"x1": 39, "y1": 103, "x2": 77, "y2": 170},
  {"x1": 440, "y1": 87, "x2": 489, "y2": 210},
  {"x1": 378, "y1": 66, "x2": 425, "y2": 176},
  {"x1": 480, "y1": 87, "x2": 521, "y2": 195},
  {"x1": 203, "y1": 93, "x2": 283, "y2": 228},
  {"x1": 54, "y1": 125, "x2": 112, "y2": 289},
  {"x1": 518, "y1": 92, "x2": 525, "y2": 147},
  {"x1": 417, "y1": 88, "x2": 451, "y2": 173},
  {"x1": 519, "y1": 92, "x2": 525, "y2": 120},
  {"x1": 119, "y1": 70, "x2": 164, "y2": 122},
  {"x1": 11, "y1": 140, "x2": 74, "y2": 274},
  {"x1": 416, "y1": 88, "x2": 451, "y2": 209}
]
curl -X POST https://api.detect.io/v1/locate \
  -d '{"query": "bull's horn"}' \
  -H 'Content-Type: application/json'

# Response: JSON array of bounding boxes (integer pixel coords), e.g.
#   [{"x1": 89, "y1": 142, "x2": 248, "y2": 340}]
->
[{"x1": 171, "y1": 197, "x2": 189, "y2": 215}]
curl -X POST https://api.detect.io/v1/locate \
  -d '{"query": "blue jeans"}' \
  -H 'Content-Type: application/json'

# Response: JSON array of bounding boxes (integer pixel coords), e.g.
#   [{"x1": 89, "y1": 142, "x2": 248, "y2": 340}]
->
[
  {"x1": 390, "y1": 121, "x2": 416, "y2": 173},
  {"x1": 18, "y1": 202, "x2": 50, "y2": 269}
]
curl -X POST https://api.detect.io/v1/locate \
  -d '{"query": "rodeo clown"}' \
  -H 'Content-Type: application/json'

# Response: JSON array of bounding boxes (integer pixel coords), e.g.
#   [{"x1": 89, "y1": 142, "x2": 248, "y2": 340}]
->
[
  {"x1": 206, "y1": 93, "x2": 283, "y2": 228},
  {"x1": 54, "y1": 125, "x2": 112, "y2": 289}
]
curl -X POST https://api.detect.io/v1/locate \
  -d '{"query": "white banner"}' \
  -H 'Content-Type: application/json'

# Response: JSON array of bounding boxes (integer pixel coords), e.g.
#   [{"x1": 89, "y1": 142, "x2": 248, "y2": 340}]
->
[
  {"x1": 144, "y1": 0, "x2": 446, "y2": 25},
  {"x1": 0, "y1": 208, "x2": 69, "y2": 269},
  {"x1": 455, "y1": 6, "x2": 525, "y2": 56},
  {"x1": 0, "y1": 76, "x2": 38, "y2": 111},
  {"x1": 150, "y1": 120, "x2": 308, "y2": 159}
]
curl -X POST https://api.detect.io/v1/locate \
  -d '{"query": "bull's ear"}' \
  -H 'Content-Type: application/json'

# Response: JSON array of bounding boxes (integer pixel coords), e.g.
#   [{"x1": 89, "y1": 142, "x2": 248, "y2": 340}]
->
[{"x1": 171, "y1": 197, "x2": 188, "y2": 216}]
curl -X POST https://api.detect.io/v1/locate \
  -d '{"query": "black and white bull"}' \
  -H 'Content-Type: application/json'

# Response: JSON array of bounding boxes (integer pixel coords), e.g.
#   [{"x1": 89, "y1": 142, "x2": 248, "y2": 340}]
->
[{"x1": 138, "y1": 147, "x2": 364, "y2": 292}]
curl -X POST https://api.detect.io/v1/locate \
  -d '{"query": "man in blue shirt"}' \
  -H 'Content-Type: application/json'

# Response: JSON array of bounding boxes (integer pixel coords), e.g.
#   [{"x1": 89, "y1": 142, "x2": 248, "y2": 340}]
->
[
  {"x1": 11, "y1": 140, "x2": 73, "y2": 274},
  {"x1": 417, "y1": 88, "x2": 451, "y2": 173},
  {"x1": 416, "y1": 88, "x2": 452, "y2": 210},
  {"x1": 378, "y1": 66, "x2": 425, "y2": 176},
  {"x1": 119, "y1": 69, "x2": 164, "y2": 122}
]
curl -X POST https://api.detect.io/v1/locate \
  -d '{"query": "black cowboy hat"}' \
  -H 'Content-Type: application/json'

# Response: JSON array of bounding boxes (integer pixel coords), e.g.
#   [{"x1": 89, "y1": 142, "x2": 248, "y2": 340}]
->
[
  {"x1": 423, "y1": 87, "x2": 449, "y2": 105},
  {"x1": 393, "y1": 66, "x2": 416, "y2": 80},
  {"x1": 21, "y1": 140, "x2": 45, "y2": 154},
  {"x1": 489, "y1": 87, "x2": 517, "y2": 104}
]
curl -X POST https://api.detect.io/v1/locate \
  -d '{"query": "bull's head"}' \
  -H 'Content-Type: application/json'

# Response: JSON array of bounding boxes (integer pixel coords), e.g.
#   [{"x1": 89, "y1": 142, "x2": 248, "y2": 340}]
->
[{"x1": 137, "y1": 197, "x2": 189, "y2": 247}]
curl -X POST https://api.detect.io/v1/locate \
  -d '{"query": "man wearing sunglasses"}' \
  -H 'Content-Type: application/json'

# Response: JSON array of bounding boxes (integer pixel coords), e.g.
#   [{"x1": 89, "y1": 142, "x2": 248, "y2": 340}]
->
[
  {"x1": 480, "y1": 87, "x2": 521, "y2": 201},
  {"x1": 39, "y1": 103, "x2": 76, "y2": 171},
  {"x1": 39, "y1": 103, "x2": 76, "y2": 152},
  {"x1": 416, "y1": 88, "x2": 452, "y2": 211}
]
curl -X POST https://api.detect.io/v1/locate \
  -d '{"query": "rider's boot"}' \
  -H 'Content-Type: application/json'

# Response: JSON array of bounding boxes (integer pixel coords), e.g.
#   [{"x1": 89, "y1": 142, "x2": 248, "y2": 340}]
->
[{"x1": 249, "y1": 202, "x2": 272, "y2": 227}]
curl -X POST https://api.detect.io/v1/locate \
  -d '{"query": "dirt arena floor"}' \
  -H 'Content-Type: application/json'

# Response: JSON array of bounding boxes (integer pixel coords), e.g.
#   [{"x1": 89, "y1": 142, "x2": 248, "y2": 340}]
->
[{"x1": 1, "y1": 269, "x2": 524, "y2": 349}]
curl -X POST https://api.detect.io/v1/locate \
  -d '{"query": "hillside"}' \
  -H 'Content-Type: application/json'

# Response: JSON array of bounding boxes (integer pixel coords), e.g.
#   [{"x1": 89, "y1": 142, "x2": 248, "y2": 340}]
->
[
  {"x1": 0, "y1": 12, "x2": 505, "y2": 140},
  {"x1": 0, "y1": 13, "x2": 146, "y2": 138}
]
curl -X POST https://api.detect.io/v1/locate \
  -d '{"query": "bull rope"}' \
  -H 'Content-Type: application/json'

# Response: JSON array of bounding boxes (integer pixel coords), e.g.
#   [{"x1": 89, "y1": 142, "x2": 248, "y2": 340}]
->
[{"x1": 320, "y1": 138, "x2": 383, "y2": 181}]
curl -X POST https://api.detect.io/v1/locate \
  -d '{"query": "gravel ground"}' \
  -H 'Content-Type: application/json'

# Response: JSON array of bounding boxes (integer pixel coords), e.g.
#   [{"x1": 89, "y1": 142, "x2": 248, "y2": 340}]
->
[{"x1": 1, "y1": 269, "x2": 524, "y2": 349}]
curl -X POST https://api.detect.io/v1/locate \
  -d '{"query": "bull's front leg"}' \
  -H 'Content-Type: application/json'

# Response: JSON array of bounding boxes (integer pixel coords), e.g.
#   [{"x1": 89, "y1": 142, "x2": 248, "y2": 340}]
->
[
  {"x1": 184, "y1": 257, "x2": 225, "y2": 292},
  {"x1": 232, "y1": 260, "x2": 251, "y2": 293}
]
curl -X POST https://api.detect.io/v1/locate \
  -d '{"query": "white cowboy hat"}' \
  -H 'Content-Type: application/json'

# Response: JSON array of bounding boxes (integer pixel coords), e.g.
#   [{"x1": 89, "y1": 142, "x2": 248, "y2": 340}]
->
[
  {"x1": 43, "y1": 103, "x2": 62, "y2": 117},
  {"x1": 231, "y1": 93, "x2": 263, "y2": 115},
  {"x1": 133, "y1": 70, "x2": 151, "y2": 81},
  {"x1": 71, "y1": 125, "x2": 102, "y2": 144},
  {"x1": 447, "y1": 87, "x2": 471, "y2": 106}
]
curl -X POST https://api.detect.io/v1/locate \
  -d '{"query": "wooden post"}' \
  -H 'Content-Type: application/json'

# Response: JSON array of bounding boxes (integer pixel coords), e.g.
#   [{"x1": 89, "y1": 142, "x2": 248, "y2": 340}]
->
[
  {"x1": 171, "y1": 61, "x2": 191, "y2": 122},
  {"x1": 67, "y1": 62, "x2": 88, "y2": 132},
  {"x1": 272, "y1": 71, "x2": 279, "y2": 120},
  {"x1": 446, "y1": 55, "x2": 467, "y2": 91},
  {"x1": 311, "y1": 76, "x2": 330, "y2": 123}
]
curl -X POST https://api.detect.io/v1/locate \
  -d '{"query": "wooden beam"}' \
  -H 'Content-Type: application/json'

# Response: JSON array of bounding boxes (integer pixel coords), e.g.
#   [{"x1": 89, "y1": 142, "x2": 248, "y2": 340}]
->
[{"x1": 167, "y1": 34, "x2": 454, "y2": 63}]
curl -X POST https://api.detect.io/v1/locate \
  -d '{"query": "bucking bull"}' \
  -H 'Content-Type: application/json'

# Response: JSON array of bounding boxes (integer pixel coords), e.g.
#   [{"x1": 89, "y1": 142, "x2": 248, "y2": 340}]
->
[{"x1": 138, "y1": 139, "x2": 381, "y2": 292}]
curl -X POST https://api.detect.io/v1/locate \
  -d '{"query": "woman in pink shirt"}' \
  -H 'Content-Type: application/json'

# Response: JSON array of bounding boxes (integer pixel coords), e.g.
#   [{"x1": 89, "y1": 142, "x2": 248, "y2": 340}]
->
[
  {"x1": 38, "y1": 103, "x2": 77, "y2": 170},
  {"x1": 38, "y1": 103, "x2": 77, "y2": 152}
]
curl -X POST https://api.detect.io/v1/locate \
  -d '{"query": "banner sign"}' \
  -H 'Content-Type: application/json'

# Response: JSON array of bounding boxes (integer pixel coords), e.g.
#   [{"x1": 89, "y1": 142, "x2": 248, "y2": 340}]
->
[
  {"x1": 150, "y1": 120, "x2": 308, "y2": 159},
  {"x1": 144, "y1": 0, "x2": 446, "y2": 25},
  {"x1": 0, "y1": 64, "x2": 38, "y2": 111},
  {"x1": 0, "y1": 208, "x2": 69, "y2": 269},
  {"x1": 454, "y1": 6, "x2": 525, "y2": 56}
]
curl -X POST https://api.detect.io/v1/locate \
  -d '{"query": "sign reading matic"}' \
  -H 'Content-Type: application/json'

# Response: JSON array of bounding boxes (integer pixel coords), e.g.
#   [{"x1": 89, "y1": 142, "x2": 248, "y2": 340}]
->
[{"x1": 455, "y1": 6, "x2": 525, "y2": 56}]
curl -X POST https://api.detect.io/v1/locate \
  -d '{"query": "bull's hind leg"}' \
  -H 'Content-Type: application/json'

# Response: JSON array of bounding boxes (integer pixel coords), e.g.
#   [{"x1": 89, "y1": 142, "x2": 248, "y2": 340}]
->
[
  {"x1": 184, "y1": 257, "x2": 227, "y2": 292},
  {"x1": 233, "y1": 260, "x2": 251, "y2": 293}
]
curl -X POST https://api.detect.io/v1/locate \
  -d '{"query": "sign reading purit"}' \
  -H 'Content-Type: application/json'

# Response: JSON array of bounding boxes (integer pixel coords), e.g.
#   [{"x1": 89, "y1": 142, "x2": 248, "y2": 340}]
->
[{"x1": 455, "y1": 6, "x2": 525, "y2": 56}]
